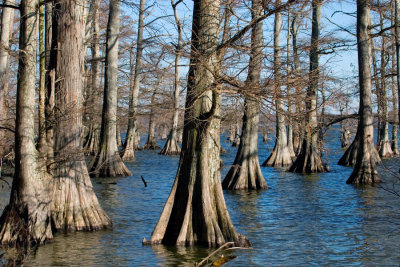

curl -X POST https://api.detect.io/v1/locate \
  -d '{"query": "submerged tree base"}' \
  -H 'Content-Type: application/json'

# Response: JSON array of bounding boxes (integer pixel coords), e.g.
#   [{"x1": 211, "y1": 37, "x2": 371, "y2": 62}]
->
[
  {"x1": 288, "y1": 149, "x2": 329, "y2": 173},
  {"x1": 262, "y1": 145, "x2": 292, "y2": 167},
  {"x1": 223, "y1": 158, "x2": 267, "y2": 190},
  {"x1": 159, "y1": 136, "x2": 180, "y2": 155},
  {"x1": 90, "y1": 152, "x2": 132, "y2": 177},
  {"x1": 143, "y1": 140, "x2": 160, "y2": 150}
]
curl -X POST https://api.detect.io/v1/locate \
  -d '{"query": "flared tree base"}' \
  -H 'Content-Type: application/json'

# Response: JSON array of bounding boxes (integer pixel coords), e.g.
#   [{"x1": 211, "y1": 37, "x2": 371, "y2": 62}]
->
[
  {"x1": 288, "y1": 149, "x2": 329, "y2": 173},
  {"x1": 53, "y1": 160, "x2": 113, "y2": 230},
  {"x1": 346, "y1": 164, "x2": 381, "y2": 185},
  {"x1": 90, "y1": 152, "x2": 132, "y2": 177},
  {"x1": 377, "y1": 140, "x2": 394, "y2": 158},
  {"x1": 262, "y1": 145, "x2": 293, "y2": 167},
  {"x1": 0, "y1": 203, "x2": 53, "y2": 247},
  {"x1": 143, "y1": 140, "x2": 160, "y2": 150},
  {"x1": 84, "y1": 129, "x2": 99, "y2": 156},
  {"x1": 121, "y1": 147, "x2": 135, "y2": 161},
  {"x1": 159, "y1": 137, "x2": 180, "y2": 155},
  {"x1": 338, "y1": 138, "x2": 359, "y2": 166},
  {"x1": 223, "y1": 158, "x2": 267, "y2": 190}
]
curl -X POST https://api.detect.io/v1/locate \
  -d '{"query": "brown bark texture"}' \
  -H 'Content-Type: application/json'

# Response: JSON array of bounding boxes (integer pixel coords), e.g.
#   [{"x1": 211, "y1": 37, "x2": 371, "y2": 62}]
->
[
  {"x1": 223, "y1": 0, "x2": 267, "y2": 190},
  {"x1": 89, "y1": 0, "x2": 131, "y2": 177},
  {"x1": 146, "y1": 0, "x2": 250, "y2": 247},
  {"x1": 347, "y1": 0, "x2": 381, "y2": 185},
  {"x1": 51, "y1": 0, "x2": 113, "y2": 229}
]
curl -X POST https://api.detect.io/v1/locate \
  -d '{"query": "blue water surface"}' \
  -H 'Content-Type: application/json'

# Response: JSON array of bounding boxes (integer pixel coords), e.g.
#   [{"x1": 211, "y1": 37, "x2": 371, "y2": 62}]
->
[{"x1": 7, "y1": 127, "x2": 400, "y2": 266}]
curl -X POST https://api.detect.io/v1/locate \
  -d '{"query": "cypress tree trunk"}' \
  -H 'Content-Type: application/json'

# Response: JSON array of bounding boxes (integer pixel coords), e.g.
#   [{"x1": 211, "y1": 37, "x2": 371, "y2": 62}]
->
[
  {"x1": 376, "y1": 11, "x2": 393, "y2": 157},
  {"x1": 347, "y1": 0, "x2": 381, "y2": 185},
  {"x1": 84, "y1": 0, "x2": 101, "y2": 156},
  {"x1": 0, "y1": 0, "x2": 14, "y2": 157},
  {"x1": 160, "y1": 0, "x2": 183, "y2": 156},
  {"x1": 51, "y1": 0, "x2": 113, "y2": 229},
  {"x1": 286, "y1": 9, "x2": 296, "y2": 158},
  {"x1": 45, "y1": 1, "x2": 55, "y2": 172},
  {"x1": 0, "y1": 0, "x2": 53, "y2": 246},
  {"x1": 264, "y1": 0, "x2": 292, "y2": 167},
  {"x1": 223, "y1": 0, "x2": 267, "y2": 190},
  {"x1": 122, "y1": 0, "x2": 146, "y2": 161},
  {"x1": 89, "y1": 0, "x2": 131, "y2": 177},
  {"x1": 143, "y1": 89, "x2": 160, "y2": 150},
  {"x1": 145, "y1": 0, "x2": 249, "y2": 247},
  {"x1": 391, "y1": 29, "x2": 399, "y2": 154},
  {"x1": 396, "y1": 0, "x2": 400, "y2": 150},
  {"x1": 37, "y1": 4, "x2": 47, "y2": 154},
  {"x1": 289, "y1": 0, "x2": 329, "y2": 173},
  {"x1": 290, "y1": 8, "x2": 304, "y2": 155}
]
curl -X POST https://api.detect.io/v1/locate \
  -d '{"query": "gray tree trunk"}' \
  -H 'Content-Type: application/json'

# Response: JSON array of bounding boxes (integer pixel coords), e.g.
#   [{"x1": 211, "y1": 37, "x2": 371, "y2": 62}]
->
[
  {"x1": 347, "y1": 0, "x2": 381, "y2": 184},
  {"x1": 122, "y1": 0, "x2": 146, "y2": 160},
  {"x1": 394, "y1": 0, "x2": 400, "y2": 155},
  {"x1": 0, "y1": 0, "x2": 53, "y2": 246},
  {"x1": 286, "y1": 8, "x2": 296, "y2": 158},
  {"x1": 0, "y1": 0, "x2": 14, "y2": 157},
  {"x1": 376, "y1": 12, "x2": 393, "y2": 158},
  {"x1": 290, "y1": 7, "x2": 304, "y2": 155},
  {"x1": 84, "y1": 0, "x2": 101, "y2": 156},
  {"x1": 289, "y1": 0, "x2": 329, "y2": 173},
  {"x1": 143, "y1": 88, "x2": 160, "y2": 150},
  {"x1": 145, "y1": 0, "x2": 249, "y2": 247},
  {"x1": 264, "y1": 0, "x2": 292, "y2": 167},
  {"x1": 223, "y1": 0, "x2": 267, "y2": 190},
  {"x1": 391, "y1": 25, "x2": 399, "y2": 154},
  {"x1": 50, "y1": 0, "x2": 113, "y2": 230},
  {"x1": 89, "y1": 0, "x2": 131, "y2": 177},
  {"x1": 160, "y1": 0, "x2": 183, "y2": 156}
]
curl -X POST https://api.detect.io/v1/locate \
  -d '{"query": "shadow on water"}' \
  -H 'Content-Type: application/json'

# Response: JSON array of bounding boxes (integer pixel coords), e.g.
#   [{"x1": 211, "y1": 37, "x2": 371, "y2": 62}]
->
[{"x1": 1, "y1": 128, "x2": 400, "y2": 266}]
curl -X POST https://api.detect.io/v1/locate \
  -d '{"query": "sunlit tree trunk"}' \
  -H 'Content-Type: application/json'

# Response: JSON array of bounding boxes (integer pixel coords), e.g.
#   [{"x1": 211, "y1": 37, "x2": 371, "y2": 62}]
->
[
  {"x1": 347, "y1": 0, "x2": 381, "y2": 184},
  {"x1": 395, "y1": 0, "x2": 400, "y2": 154},
  {"x1": 286, "y1": 8, "x2": 295, "y2": 158},
  {"x1": 143, "y1": 88, "x2": 160, "y2": 150},
  {"x1": 223, "y1": 0, "x2": 267, "y2": 190},
  {"x1": 84, "y1": 0, "x2": 101, "y2": 156},
  {"x1": 146, "y1": 0, "x2": 249, "y2": 247},
  {"x1": 90, "y1": 0, "x2": 131, "y2": 177},
  {"x1": 391, "y1": 23, "x2": 399, "y2": 154},
  {"x1": 264, "y1": 0, "x2": 292, "y2": 167},
  {"x1": 160, "y1": 0, "x2": 183, "y2": 156},
  {"x1": 290, "y1": 7, "x2": 304, "y2": 155},
  {"x1": 51, "y1": 0, "x2": 113, "y2": 229},
  {"x1": 0, "y1": 0, "x2": 53, "y2": 246},
  {"x1": 0, "y1": 0, "x2": 14, "y2": 157},
  {"x1": 122, "y1": 0, "x2": 146, "y2": 161},
  {"x1": 289, "y1": 0, "x2": 329, "y2": 173}
]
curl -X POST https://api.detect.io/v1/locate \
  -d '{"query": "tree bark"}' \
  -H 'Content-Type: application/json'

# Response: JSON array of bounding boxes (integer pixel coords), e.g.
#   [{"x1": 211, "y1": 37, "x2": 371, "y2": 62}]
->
[
  {"x1": 146, "y1": 0, "x2": 249, "y2": 247},
  {"x1": 83, "y1": 0, "x2": 101, "y2": 156},
  {"x1": 391, "y1": 20, "x2": 399, "y2": 154},
  {"x1": 347, "y1": 0, "x2": 381, "y2": 185},
  {"x1": 374, "y1": 9, "x2": 393, "y2": 157},
  {"x1": 263, "y1": 1, "x2": 292, "y2": 167},
  {"x1": 89, "y1": 0, "x2": 131, "y2": 177},
  {"x1": 143, "y1": 89, "x2": 160, "y2": 150},
  {"x1": 160, "y1": 0, "x2": 183, "y2": 156},
  {"x1": 121, "y1": 0, "x2": 146, "y2": 161},
  {"x1": 395, "y1": 0, "x2": 400, "y2": 155},
  {"x1": 50, "y1": 0, "x2": 113, "y2": 230},
  {"x1": 290, "y1": 6, "x2": 304, "y2": 155},
  {"x1": 0, "y1": 0, "x2": 14, "y2": 157},
  {"x1": 286, "y1": 8, "x2": 296, "y2": 159},
  {"x1": 223, "y1": 0, "x2": 267, "y2": 190},
  {"x1": 0, "y1": 0, "x2": 53, "y2": 246},
  {"x1": 288, "y1": 0, "x2": 329, "y2": 173}
]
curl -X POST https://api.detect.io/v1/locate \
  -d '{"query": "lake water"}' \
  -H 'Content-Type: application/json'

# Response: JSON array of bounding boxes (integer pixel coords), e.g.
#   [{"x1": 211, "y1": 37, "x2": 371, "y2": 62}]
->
[{"x1": 1, "y1": 127, "x2": 400, "y2": 266}]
